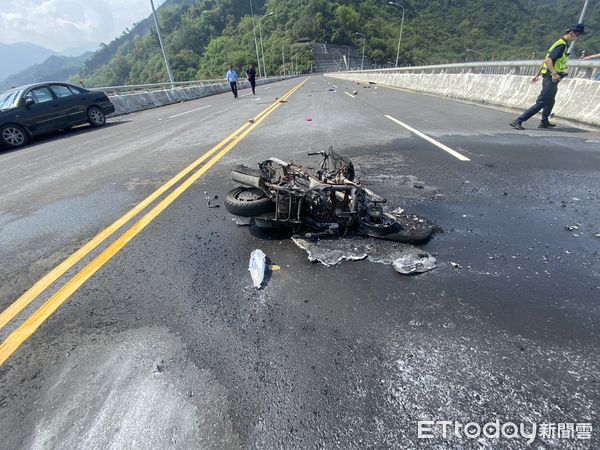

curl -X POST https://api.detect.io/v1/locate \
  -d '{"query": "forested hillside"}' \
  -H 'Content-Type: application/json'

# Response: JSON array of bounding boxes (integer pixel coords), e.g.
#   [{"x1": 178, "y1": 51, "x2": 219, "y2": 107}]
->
[
  {"x1": 0, "y1": 54, "x2": 91, "y2": 91},
  {"x1": 74, "y1": 0, "x2": 599, "y2": 87}
]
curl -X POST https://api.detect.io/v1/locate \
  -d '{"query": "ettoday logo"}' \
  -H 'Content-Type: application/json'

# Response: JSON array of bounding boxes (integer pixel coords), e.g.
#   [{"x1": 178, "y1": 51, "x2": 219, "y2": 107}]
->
[{"x1": 417, "y1": 420, "x2": 593, "y2": 443}]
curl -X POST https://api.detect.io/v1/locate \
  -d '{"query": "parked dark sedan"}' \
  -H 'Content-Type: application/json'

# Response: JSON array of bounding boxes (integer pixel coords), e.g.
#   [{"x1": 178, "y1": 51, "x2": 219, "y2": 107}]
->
[{"x1": 0, "y1": 82, "x2": 115, "y2": 149}]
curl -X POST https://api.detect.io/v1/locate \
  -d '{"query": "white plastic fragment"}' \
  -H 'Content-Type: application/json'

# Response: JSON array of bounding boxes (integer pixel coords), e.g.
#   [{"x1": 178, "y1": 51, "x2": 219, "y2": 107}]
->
[{"x1": 249, "y1": 249, "x2": 267, "y2": 289}]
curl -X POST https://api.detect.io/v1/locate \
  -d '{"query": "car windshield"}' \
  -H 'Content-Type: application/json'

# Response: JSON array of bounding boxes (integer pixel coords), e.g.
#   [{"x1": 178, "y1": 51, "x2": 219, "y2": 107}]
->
[{"x1": 0, "y1": 89, "x2": 23, "y2": 110}]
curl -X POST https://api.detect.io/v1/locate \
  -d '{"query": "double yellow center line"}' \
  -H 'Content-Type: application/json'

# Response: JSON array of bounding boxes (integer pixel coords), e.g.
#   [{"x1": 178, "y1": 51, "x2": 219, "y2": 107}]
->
[{"x1": 0, "y1": 77, "x2": 308, "y2": 365}]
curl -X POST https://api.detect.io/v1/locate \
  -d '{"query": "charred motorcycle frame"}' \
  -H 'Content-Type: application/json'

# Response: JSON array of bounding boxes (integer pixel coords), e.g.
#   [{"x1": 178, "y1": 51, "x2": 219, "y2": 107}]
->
[{"x1": 224, "y1": 147, "x2": 434, "y2": 244}]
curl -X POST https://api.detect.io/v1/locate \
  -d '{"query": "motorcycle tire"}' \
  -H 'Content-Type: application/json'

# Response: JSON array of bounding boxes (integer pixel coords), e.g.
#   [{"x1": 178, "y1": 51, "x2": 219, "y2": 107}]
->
[
  {"x1": 359, "y1": 214, "x2": 433, "y2": 245},
  {"x1": 224, "y1": 187, "x2": 275, "y2": 217}
]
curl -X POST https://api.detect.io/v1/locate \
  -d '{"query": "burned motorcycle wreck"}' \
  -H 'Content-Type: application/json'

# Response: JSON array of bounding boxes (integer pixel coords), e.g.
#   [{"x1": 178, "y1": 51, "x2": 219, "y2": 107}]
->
[{"x1": 224, "y1": 147, "x2": 436, "y2": 244}]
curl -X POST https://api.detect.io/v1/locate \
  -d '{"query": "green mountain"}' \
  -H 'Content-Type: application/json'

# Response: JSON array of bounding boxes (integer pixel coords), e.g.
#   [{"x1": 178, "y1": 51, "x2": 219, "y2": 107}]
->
[
  {"x1": 0, "y1": 42, "x2": 59, "y2": 81},
  {"x1": 0, "y1": 53, "x2": 91, "y2": 91},
  {"x1": 74, "y1": 0, "x2": 600, "y2": 87}
]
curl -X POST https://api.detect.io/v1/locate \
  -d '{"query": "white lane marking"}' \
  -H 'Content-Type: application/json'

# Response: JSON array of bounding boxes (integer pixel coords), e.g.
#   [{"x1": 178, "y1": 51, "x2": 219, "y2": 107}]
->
[
  {"x1": 255, "y1": 97, "x2": 261, "y2": 102},
  {"x1": 385, "y1": 115, "x2": 471, "y2": 161},
  {"x1": 344, "y1": 92, "x2": 355, "y2": 99},
  {"x1": 168, "y1": 105, "x2": 211, "y2": 119}
]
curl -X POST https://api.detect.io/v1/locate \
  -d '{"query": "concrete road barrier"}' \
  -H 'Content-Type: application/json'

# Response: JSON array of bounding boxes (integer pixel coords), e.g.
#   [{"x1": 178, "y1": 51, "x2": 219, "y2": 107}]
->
[
  {"x1": 327, "y1": 71, "x2": 600, "y2": 126},
  {"x1": 107, "y1": 77, "x2": 291, "y2": 116}
]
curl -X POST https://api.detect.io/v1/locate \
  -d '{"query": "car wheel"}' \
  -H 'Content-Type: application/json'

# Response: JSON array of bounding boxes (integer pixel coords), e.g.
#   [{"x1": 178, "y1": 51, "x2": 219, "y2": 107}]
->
[
  {"x1": 87, "y1": 106, "x2": 106, "y2": 127},
  {"x1": 0, "y1": 124, "x2": 29, "y2": 149}
]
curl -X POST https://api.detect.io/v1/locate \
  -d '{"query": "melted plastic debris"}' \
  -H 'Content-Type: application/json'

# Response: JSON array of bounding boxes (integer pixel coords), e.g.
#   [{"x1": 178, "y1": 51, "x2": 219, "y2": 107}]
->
[
  {"x1": 249, "y1": 249, "x2": 266, "y2": 288},
  {"x1": 393, "y1": 253, "x2": 437, "y2": 275},
  {"x1": 233, "y1": 217, "x2": 252, "y2": 226},
  {"x1": 291, "y1": 236, "x2": 368, "y2": 267},
  {"x1": 292, "y1": 235, "x2": 436, "y2": 275}
]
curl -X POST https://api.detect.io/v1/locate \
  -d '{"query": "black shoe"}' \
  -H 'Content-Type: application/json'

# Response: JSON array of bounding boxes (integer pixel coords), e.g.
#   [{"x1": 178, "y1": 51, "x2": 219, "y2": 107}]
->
[
  {"x1": 509, "y1": 120, "x2": 525, "y2": 130},
  {"x1": 538, "y1": 122, "x2": 556, "y2": 128}
]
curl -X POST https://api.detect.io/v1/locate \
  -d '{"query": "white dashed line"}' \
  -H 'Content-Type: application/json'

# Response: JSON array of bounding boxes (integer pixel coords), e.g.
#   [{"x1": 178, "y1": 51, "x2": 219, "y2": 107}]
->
[
  {"x1": 344, "y1": 92, "x2": 355, "y2": 99},
  {"x1": 167, "y1": 105, "x2": 211, "y2": 119},
  {"x1": 385, "y1": 115, "x2": 470, "y2": 161}
]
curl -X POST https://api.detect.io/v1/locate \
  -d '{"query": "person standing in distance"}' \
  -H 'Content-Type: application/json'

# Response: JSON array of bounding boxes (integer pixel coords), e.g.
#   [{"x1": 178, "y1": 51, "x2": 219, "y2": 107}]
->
[
  {"x1": 226, "y1": 65, "x2": 239, "y2": 99},
  {"x1": 246, "y1": 63, "x2": 257, "y2": 95},
  {"x1": 510, "y1": 23, "x2": 585, "y2": 130}
]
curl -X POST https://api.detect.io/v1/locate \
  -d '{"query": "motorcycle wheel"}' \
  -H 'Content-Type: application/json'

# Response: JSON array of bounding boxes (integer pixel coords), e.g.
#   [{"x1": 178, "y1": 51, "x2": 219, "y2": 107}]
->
[
  {"x1": 224, "y1": 187, "x2": 275, "y2": 217},
  {"x1": 359, "y1": 213, "x2": 433, "y2": 244}
]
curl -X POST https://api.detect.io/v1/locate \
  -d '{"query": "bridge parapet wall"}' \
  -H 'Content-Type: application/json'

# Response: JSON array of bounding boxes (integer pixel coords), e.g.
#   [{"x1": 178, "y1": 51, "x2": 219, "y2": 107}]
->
[
  {"x1": 327, "y1": 63, "x2": 600, "y2": 126},
  {"x1": 103, "y1": 77, "x2": 291, "y2": 116}
]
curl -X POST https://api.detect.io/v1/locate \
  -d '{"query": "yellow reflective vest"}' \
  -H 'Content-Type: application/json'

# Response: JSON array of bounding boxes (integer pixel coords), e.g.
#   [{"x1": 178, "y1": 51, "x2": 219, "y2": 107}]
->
[{"x1": 541, "y1": 38, "x2": 568, "y2": 75}]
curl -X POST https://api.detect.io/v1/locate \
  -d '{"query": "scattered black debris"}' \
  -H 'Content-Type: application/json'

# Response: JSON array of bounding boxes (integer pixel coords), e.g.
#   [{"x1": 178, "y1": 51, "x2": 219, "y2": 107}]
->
[
  {"x1": 413, "y1": 183, "x2": 425, "y2": 189},
  {"x1": 204, "y1": 191, "x2": 220, "y2": 208}
]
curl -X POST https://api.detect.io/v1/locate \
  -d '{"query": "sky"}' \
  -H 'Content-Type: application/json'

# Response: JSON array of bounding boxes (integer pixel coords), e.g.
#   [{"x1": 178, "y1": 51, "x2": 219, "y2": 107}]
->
[{"x1": 0, "y1": 0, "x2": 166, "y2": 54}]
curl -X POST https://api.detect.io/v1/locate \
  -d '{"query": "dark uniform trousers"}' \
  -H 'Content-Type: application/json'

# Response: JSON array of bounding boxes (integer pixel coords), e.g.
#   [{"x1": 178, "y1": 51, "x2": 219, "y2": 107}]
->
[{"x1": 518, "y1": 76, "x2": 559, "y2": 123}]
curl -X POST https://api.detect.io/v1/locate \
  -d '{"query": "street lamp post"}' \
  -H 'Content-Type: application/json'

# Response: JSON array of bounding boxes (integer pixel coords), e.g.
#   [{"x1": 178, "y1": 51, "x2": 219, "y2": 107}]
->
[
  {"x1": 466, "y1": 48, "x2": 487, "y2": 61},
  {"x1": 343, "y1": 45, "x2": 351, "y2": 70},
  {"x1": 282, "y1": 41, "x2": 285, "y2": 75},
  {"x1": 150, "y1": 0, "x2": 174, "y2": 84},
  {"x1": 249, "y1": 0, "x2": 262, "y2": 77},
  {"x1": 259, "y1": 12, "x2": 274, "y2": 78},
  {"x1": 568, "y1": 0, "x2": 590, "y2": 55},
  {"x1": 388, "y1": 2, "x2": 405, "y2": 68},
  {"x1": 355, "y1": 32, "x2": 366, "y2": 70}
]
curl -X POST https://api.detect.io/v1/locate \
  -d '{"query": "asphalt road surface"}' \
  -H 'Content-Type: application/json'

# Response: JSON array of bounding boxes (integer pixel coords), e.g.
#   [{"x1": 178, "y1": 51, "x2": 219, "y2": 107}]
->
[{"x1": 1, "y1": 76, "x2": 599, "y2": 448}]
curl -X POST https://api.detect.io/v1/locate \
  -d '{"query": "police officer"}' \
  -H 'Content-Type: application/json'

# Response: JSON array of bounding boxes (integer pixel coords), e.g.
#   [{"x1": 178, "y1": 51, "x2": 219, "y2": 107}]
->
[{"x1": 510, "y1": 23, "x2": 585, "y2": 130}]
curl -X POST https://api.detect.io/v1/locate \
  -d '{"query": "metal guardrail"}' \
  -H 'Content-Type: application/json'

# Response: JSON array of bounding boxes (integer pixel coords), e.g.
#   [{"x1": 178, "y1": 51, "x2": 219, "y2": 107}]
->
[
  {"x1": 90, "y1": 75, "x2": 296, "y2": 95},
  {"x1": 328, "y1": 60, "x2": 600, "y2": 81}
]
